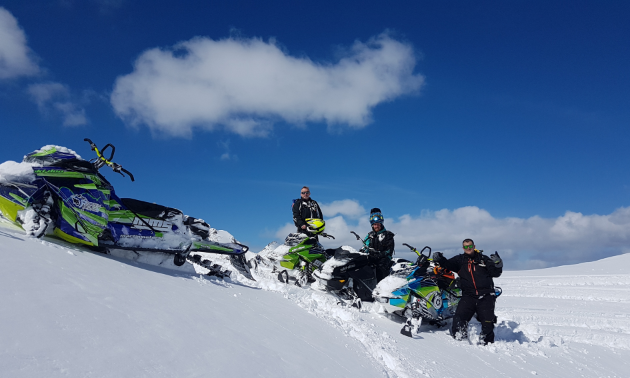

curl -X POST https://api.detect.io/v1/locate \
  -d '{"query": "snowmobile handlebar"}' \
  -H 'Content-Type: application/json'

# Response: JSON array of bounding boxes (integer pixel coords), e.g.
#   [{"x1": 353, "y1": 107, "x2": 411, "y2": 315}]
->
[
  {"x1": 350, "y1": 231, "x2": 377, "y2": 255},
  {"x1": 403, "y1": 243, "x2": 432, "y2": 259},
  {"x1": 84, "y1": 138, "x2": 135, "y2": 182},
  {"x1": 321, "y1": 233, "x2": 335, "y2": 239}
]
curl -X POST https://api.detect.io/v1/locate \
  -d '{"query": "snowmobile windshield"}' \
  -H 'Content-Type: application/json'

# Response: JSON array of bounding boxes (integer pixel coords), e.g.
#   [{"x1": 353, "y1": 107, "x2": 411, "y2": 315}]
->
[{"x1": 23, "y1": 146, "x2": 87, "y2": 168}]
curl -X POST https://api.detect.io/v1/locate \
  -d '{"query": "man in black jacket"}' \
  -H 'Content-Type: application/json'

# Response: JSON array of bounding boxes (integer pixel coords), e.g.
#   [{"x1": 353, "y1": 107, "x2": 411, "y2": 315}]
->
[
  {"x1": 432, "y1": 239, "x2": 503, "y2": 345},
  {"x1": 292, "y1": 186, "x2": 323, "y2": 234},
  {"x1": 364, "y1": 208, "x2": 395, "y2": 282}
]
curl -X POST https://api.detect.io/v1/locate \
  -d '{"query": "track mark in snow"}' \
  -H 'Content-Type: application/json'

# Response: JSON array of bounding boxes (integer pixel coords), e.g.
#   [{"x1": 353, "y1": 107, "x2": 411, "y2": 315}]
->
[
  {"x1": 258, "y1": 278, "x2": 416, "y2": 378},
  {"x1": 496, "y1": 270, "x2": 630, "y2": 351}
]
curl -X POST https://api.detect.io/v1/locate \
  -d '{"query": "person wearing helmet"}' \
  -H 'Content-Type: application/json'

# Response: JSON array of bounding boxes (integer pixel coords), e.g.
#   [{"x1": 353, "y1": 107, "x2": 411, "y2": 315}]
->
[
  {"x1": 292, "y1": 186, "x2": 324, "y2": 236},
  {"x1": 364, "y1": 208, "x2": 395, "y2": 282}
]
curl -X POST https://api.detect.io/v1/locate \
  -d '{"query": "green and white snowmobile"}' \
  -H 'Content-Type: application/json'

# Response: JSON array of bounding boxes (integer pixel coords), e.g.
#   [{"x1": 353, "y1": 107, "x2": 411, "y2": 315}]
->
[
  {"x1": 0, "y1": 139, "x2": 254, "y2": 280},
  {"x1": 253, "y1": 219, "x2": 334, "y2": 286}
]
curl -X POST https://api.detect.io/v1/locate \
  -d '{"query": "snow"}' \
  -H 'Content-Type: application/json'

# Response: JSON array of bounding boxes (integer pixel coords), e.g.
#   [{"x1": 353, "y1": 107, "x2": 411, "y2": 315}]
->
[
  {"x1": 2, "y1": 223, "x2": 630, "y2": 377},
  {"x1": 0, "y1": 229, "x2": 380, "y2": 377},
  {"x1": 32, "y1": 145, "x2": 82, "y2": 160},
  {"x1": 0, "y1": 145, "x2": 83, "y2": 184},
  {"x1": 0, "y1": 160, "x2": 37, "y2": 184},
  {"x1": 318, "y1": 245, "x2": 362, "y2": 278},
  {"x1": 372, "y1": 274, "x2": 409, "y2": 298}
]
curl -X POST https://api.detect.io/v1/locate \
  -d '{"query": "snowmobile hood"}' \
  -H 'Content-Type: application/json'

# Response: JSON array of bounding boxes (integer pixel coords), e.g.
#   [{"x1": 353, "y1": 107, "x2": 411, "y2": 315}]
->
[{"x1": 23, "y1": 145, "x2": 84, "y2": 167}]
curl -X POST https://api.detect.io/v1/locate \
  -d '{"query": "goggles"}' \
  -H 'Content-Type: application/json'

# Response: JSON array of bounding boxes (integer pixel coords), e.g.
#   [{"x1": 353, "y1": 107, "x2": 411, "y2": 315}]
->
[
  {"x1": 370, "y1": 212, "x2": 384, "y2": 225},
  {"x1": 463, "y1": 245, "x2": 474, "y2": 250}
]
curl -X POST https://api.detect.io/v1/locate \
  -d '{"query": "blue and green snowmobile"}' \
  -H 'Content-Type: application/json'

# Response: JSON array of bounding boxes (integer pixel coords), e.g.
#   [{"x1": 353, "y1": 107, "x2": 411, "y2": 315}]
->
[
  {"x1": 372, "y1": 244, "x2": 462, "y2": 336},
  {"x1": 0, "y1": 139, "x2": 254, "y2": 280}
]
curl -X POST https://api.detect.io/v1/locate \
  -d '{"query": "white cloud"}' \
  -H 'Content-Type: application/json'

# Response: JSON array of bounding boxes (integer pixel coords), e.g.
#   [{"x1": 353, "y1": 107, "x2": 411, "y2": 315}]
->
[
  {"x1": 320, "y1": 199, "x2": 366, "y2": 219},
  {"x1": 27, "y1": 82, "x2": 88, "y2": 126},
  {"x1": 273, "y1": 200, "x2": 630, "y2": 270},
  {"x1": 111, "y1": 32, "x2": 423, "y2": 138},
  {"x1": 0, "y1": 7, "x2": 39, "y2": 79}
]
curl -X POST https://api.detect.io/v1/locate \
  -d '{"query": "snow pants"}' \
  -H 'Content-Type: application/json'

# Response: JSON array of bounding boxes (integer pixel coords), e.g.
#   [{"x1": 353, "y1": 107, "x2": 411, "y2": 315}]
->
[
  {"x1": 375, "y1": 259, "x2": 393, "y2": 283},
  {"x1": 451, "y1": 294, "x2": 496, "y2": 344}
]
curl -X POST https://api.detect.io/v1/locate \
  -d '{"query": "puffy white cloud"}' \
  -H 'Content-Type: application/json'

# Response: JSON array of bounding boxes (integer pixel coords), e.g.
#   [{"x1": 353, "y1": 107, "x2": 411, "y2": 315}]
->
[
  {"x1": 27, "y1": 82, "x2": 88, "y2": 126},
  {"x1": 111, "y1": 32, "x2": 423, "y2": 137},
  {"x1": 320, "y1": 199, "x2": 366, "y2": 219},
  {"x1": 274, "y1": 200, "x2": 630, "y2": 270},
  {"x1": 0, "y1": 7, "x2": 39, "y2": 79}
]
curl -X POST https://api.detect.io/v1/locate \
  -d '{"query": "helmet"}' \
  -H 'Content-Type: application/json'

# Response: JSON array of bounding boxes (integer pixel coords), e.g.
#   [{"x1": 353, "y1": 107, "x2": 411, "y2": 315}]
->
[
  {"x1": 305, "y1": 218, "x2": 325, "y2": 235},
  {"x1": 369, "y1": 212, "x2": 384, "y2": 225}
]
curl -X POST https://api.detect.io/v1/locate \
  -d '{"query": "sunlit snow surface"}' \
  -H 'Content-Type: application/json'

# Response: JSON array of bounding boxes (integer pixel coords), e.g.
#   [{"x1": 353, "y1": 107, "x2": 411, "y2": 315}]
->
[
  {"x1": 1, "y1": 223, "x2": 630, "y2": 378},
  {"x1": 0, "y1": 160, "x2": 38, "y2": 184}
]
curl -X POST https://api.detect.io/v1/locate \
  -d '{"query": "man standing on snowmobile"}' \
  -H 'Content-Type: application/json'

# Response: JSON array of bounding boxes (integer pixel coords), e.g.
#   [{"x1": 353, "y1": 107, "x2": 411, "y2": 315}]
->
[
  {"x1": 432, "y1": 239, "x2": 503, "y2": 345},
  {"x1": 292, "y1": 186, "x2": 323, "y2": 235},
  {"x1": 364, "y1": 208, "x2": 395, "y2": 282}
]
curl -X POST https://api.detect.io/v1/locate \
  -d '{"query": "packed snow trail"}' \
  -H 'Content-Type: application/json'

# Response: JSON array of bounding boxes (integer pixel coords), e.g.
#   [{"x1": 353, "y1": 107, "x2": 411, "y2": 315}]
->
[{"x1": 2, "y1": 224, "x2": 630, "y2": 378}]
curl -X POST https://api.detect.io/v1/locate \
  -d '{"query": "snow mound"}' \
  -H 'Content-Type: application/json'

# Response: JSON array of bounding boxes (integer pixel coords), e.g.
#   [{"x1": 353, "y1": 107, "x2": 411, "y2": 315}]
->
[
  {"x1": 258, "y1": 242, "x2": 291, "y2": 261},
  {"x1": 317, "y1": 245, "x2": 363, "y2": 279},
  {"x1": 0, "y1": 160, "x2": 37, "y2": 184},
  {"x1": 372, "y1": 274, "x2": 408, "y2": 298},
  {"x1": 208, "y1": 227, "x2": 236, "y2": 243}
]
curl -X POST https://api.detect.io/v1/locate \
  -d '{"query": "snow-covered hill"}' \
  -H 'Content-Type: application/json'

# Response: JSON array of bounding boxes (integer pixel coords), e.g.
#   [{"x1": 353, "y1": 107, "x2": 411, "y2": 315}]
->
[{"x1": 2, "y1": 227, "x2": 629, "y2": 377}]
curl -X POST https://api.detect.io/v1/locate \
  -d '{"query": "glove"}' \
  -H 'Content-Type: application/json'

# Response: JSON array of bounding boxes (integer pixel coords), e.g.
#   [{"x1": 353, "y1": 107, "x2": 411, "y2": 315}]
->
[
  {"x1": 367, "y1": 248, "x2": 379, "y2": 260},
  {"x1": 489, "y1": 252, "x2": 503, "y2": 269},
  {"x1": 432, "y1": 251, "x2": 444, "y2": 262}
]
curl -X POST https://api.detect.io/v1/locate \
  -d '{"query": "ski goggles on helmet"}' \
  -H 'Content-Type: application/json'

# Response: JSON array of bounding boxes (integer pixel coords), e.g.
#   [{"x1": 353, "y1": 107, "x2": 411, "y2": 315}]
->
[
  {"x1": 305, "y1": 218, "x2": 325, "y2": 235},
  {"x1": 369, "y1": 212, "x2": 384, "y2": 225}
]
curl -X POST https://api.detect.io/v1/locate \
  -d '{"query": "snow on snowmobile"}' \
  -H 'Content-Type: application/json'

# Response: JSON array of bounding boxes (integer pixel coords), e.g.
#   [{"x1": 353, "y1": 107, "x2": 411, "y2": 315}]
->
[
  {"x1": 312, "y1": 231, "x2": 378, "y2": 309},
  {"x1": 0, "y1": 139, "x2": 254, "y2": 280},
  {"x1": 372, "y1": 244, "x2": 463, "y2": 337},
  {"x1": 253, "y1": 218, "x2": 334, "y2": 287}
]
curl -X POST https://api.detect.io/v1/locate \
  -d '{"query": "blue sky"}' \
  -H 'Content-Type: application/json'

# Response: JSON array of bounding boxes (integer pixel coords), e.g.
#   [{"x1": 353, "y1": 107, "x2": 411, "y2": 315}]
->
[{"x1": 1, "y1": 0, "x2": 629, "y2": 268}]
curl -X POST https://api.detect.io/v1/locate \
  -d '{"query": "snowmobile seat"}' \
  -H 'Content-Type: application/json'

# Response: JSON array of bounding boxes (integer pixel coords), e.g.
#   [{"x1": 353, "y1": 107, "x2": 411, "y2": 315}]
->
[
  {"x1": 120, "y1": 198, "x2": 182, "y2": 219},
  {"x1": 332, "y1": 247, "x2": 365, "y2": 260}
]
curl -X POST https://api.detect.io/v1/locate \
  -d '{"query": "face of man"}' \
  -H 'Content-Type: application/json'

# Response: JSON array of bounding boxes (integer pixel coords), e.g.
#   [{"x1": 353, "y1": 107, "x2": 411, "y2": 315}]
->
[
  {"x1": 372, "y1": 223, "x2": 383, "y2": 232},
  {"x1": 301, "y1": 188, "x2": 310, "y2": 200},
  {"x1": 463, "y1": 241, "x2": 475, "y2": 255}
]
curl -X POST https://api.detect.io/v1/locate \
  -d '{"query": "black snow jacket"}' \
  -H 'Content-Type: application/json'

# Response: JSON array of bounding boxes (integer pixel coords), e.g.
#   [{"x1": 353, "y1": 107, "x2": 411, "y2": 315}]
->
[
  {"x1": 364, "y1": 228, "x2": 395, "y2": 261},
  {"x1": 292, "y1": 198, "x2": 323, "y2": 230},
  {"x1": 434, "y1": 250, "x2": 502, "y2": 297}
]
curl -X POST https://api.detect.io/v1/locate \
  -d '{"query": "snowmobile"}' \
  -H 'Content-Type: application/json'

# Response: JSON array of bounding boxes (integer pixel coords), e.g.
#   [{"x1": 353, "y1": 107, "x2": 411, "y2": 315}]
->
[
  {"x1": 372, "y1": 244, "x2": 463, "y2": 337},
  {"x1": 312, "y1": 231, "x2": 378, "y2": 309},
  {"x1": 253, "y1": 219, "x2": 334, "y2": 287},
  {"x1": 0, "y1": 139, "x2": 254, "y2": 280}
]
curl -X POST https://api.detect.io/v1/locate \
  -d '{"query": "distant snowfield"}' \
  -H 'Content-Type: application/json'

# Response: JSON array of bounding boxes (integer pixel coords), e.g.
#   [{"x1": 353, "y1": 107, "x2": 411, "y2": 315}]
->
[{"x1": 1, "y1": 226, "x2": 629, "y2": 378}]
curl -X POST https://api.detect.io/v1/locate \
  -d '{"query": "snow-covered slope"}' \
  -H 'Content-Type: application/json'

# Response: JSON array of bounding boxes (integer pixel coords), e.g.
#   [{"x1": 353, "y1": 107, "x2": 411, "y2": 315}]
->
[
  {"x1": 2, "y1": 227, "x2": 630, "y2": 377},
  {"x1": 0, "y1": 230, "x2": 380, "y2": 377}
]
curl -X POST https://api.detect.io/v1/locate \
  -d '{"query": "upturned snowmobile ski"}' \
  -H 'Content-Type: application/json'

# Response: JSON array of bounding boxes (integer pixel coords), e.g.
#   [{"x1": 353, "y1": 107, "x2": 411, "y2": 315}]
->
[{"x1": 187, "y1": 254, "x2": 232, "y2": 279}]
